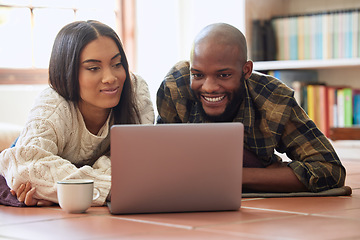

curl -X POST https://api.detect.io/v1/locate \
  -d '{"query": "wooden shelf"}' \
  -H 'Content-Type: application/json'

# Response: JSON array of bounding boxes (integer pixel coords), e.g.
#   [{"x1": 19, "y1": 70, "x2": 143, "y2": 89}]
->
[
  {"x1": 0, "y1": 68, "x2": 48, "y2": 84},
  {"x1": 329, "y1": 127, "x2": 360, "y2": 141},
  {"x1": 253, "y1": 58, "x2": 360, "y2": 71}
]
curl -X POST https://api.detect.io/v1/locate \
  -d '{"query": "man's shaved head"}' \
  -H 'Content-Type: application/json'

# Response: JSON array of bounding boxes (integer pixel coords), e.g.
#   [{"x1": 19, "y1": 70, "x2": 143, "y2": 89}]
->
[{"x1": 190, "y1": 23, "x2": 248, "y2": 63}]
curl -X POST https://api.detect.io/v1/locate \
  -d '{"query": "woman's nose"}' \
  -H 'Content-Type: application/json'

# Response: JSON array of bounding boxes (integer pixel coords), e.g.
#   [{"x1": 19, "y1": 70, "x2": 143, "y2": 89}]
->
[{"x1": 102, "y1": 68, "x2": 116, "y2": 84}]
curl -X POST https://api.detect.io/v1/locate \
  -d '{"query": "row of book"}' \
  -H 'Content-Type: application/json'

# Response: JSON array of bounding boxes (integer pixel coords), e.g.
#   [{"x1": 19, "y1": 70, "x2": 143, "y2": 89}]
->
[
  {"x1": 255, "y1": 8, "x2": 360, "y2": 61},
  {"x1": 269, "y1": 70, "x2": 360, "y2": 138},
  {"x1": 297, "y1": 84, "x2": 360, "y2": 138}
]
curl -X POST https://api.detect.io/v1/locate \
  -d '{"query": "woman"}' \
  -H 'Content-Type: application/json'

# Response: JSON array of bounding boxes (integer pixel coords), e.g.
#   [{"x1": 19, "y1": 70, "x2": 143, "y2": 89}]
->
[{"x1": 0, "y1": 20, "x2": 154, "y2": 207}]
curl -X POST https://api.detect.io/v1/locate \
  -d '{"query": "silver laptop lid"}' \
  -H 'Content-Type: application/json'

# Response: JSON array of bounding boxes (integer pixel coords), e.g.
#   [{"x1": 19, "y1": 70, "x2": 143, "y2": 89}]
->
[{"x1": 109, "y1": 123, "x2": 243, "y2": 214}]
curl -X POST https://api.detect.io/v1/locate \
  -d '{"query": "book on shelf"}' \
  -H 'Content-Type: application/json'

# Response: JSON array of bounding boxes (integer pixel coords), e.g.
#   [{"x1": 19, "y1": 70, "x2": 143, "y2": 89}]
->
[
  {"x1": 297, "y1": 14, "x2": 305, "y2": 60},
  {"x1": 352, "y1": 9, "x2": 359, "y2": 58},
  {"x1": 344, "y1": 10, "x2": 352, "y2": 59},
  {"x1": 343, "y1": 88, "x2": 353, "y2": 127},
  {"x1": 251, "y1": 19, "x2": 277, "y2": 61},
  {"x1": 259, "y1": 8, "x2": 360, "y2": 61},
  {"x1": 289, "y1": 16, "x2": 298, "y2": 60},
  {"x1": 251, "y1": 20, "x2": 265, "y2": 61},
  {"x1": 354, "y1": 94, "x2": 360, "y2": 125},
  {"x1": 314, "y1": 14, "x2": 323, "y2": 60},
  {"x1": 305, "y1": 84, "x2": 328, "y2": 136},
  {"x1": 267, "y1": 68, "x2": 360, "y2": 137},
  {"x1": 264, "y1": 20, "x2": 276, "y2": 61},
  {"x1": 289, "y1": 82, "x2": 360, "y2": 138},
  {"x1": 272, "y1": 17, "x2": 285, "y2": 60},
  {"x1": 327, "y1": 86, "x2": 337, "y2": 129},
  {"x1": 303, "y1": 14, "x2": 312, "y2": 60},
  {"x1": 337, "y1": 88, "x2": 345, "y2": 127},
  {"x1": 318, "y1": 85, "x2": 328, "y2": 136},
  {"x1": 333, "y1": 87, "x2": 354, "y2": 128},
  {"x1": 322, "y1": 13, "x2": 331, "y2": 59}
]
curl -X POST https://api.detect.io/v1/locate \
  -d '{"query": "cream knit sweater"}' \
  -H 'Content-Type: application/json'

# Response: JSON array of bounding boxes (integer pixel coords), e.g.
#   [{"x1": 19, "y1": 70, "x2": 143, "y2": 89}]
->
[{"x1": 0, "y1": 74, "x2": 154, "y2": 206}]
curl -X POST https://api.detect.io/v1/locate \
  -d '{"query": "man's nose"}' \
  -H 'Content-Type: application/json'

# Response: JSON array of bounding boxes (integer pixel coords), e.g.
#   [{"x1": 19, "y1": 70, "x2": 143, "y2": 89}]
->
[{"x1": 202, "y1": 77, "x2": 220, "y2": 93}]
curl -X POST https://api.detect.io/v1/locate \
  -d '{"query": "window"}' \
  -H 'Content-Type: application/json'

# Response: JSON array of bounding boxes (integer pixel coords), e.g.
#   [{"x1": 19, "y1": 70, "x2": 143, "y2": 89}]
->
[
  {"x1": 0, "y1": 0, "x2": 126, "y2": 84},
  {"x1": 0, "y1": 0, "x2": 119, "y2": 68}
]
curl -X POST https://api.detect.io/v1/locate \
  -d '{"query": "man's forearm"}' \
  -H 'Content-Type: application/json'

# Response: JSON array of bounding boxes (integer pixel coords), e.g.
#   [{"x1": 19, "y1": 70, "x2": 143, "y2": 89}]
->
[{"x1": 242, "y1": 166, "x2": 308, "y2": 193}]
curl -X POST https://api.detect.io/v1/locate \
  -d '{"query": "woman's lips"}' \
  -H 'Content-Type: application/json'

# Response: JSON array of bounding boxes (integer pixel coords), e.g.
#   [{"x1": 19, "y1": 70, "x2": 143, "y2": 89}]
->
[{"x1": 101, "y1": 86, "x2": 119, "y2": 94}]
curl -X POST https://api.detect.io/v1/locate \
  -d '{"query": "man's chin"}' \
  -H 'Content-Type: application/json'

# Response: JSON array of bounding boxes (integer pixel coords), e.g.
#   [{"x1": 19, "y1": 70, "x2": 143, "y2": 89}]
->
[
  {"x1": 203, "y1": 110, "x2": 232, "y2": 122},
  {"x1": 201, "y1": 102, "x2": 240, "y2": 122},
  {"x1": 203, "y1": 108, "x2": 225, "y2": 118}
]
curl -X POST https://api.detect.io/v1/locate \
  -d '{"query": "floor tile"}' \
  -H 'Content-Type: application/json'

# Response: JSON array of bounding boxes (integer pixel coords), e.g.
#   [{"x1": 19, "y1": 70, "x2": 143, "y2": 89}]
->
[
  {"x1": 0, "y1": 205, "x2": 69, "y2": 226},
  {"x1": 241, "y1": 196, "x2": 358, "y2": 215},
  {"x1": 114, "y1": 207, "x2": 300, "y2": 229},
  {"x1": 200, "y1": 214, "x2": 360, "y2": 240},
  {"x1": 342, "y1": 160, "x2": 360, "y2": 175},
  {"x1": 116, "y1": 228, "x2": 258, "y2": 240},
  {"x1": 0, "y1": 214, "x2": 259, "y2": 240},
  {"x1": 0, "y1": 215, "x2": 177, "y2": 240},
  {"x1": 346, "y1": 174, "x2": 360, "y2": 189},
  {"x1": 350, "y1": 188, "x2": 360, "y2": 198},
  {"x1": 313, "y1": 208, "x2": 360, "y2": 221}
]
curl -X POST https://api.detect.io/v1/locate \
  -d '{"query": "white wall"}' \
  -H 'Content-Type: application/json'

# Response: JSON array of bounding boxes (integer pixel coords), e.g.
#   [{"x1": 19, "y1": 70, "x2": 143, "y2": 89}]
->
[
  {"x1": 135, "y1": 0, "x2": 245, "y2": 116},
  {"x1": 0, "y1": 85, "x2": 47, "y2": 126}
]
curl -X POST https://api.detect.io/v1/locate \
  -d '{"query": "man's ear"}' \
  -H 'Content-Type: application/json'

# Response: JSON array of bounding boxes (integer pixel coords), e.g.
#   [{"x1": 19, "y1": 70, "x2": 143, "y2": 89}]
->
[{"x1": 242, "y1": 60, "x2": 253, "y2": 79}]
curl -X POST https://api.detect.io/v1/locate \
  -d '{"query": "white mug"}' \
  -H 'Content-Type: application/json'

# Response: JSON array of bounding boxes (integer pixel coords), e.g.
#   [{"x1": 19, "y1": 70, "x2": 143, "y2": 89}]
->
[{"x1": 57, "y1": 179, "x2": 100, "y2": 213}]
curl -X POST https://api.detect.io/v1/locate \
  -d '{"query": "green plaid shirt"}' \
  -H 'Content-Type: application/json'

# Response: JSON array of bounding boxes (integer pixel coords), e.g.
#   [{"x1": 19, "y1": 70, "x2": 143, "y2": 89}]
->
[{"x1": 157, "y1": 61, "x2": 346, "y2": 192}]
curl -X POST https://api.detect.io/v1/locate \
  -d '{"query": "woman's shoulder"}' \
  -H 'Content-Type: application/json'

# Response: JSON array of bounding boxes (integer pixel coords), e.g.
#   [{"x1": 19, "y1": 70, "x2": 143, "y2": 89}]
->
[
  {"x1": 36, "y1": 87, "x2": 65, "y2": 103},
  {"x1": 29, "y1": 87, "x2": 75, "y2": 120},
  {"x1": 129, "y1": 72, "x2": 155, "y2": 124},
  {"x1": 129, "y1": 72, "x2": 152, "y2": 101},
  {"x1": 130, "y1": 72, "x2": 148, "y2": 90}
]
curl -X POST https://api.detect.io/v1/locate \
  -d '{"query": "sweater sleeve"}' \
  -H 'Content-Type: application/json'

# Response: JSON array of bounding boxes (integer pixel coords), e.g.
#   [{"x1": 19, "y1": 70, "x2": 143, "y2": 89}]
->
[
  {"x1": 0, "y1": 117, "x2": 111, "y2": 206},
  {"x1": 0, "y1": 89, "x2": 112, "y2": 206}
]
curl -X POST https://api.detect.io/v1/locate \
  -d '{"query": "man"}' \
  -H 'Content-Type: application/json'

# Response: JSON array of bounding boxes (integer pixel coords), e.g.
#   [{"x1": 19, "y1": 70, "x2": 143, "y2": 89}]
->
[{"x1": 156, "y1": 23, "x2": 345, "y2": 193}]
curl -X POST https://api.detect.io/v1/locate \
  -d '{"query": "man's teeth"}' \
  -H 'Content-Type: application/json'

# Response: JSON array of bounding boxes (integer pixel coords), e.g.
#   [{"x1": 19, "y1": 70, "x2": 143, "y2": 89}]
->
[{"x1": 203, "y1": 96, "x2": 225, "y2": 102}]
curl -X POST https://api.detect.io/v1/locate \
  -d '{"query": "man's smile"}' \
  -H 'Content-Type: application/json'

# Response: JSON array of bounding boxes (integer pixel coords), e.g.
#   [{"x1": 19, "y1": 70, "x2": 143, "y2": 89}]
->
[{"x1": 202, "y1": 95, "x2": 226, "y2": 103}]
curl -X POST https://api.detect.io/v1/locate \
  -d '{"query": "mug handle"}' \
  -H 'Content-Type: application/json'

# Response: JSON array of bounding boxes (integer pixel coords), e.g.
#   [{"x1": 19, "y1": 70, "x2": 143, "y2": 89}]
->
[{"x1": 93, "y1": 187, "x2": 100, "y2": 201}]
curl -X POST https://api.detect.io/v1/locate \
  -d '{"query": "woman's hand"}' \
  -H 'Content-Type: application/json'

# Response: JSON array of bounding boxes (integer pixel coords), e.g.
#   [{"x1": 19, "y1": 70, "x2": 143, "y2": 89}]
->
[{"x1": 10, "y1": 182, "x2": 54, "y2": 207}]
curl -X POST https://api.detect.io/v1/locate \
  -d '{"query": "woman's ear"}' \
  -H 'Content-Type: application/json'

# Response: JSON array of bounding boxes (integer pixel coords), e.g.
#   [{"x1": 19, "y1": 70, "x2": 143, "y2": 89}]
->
[{"x1": 242, "y1": 60, "x2": 253, "y2": 79}]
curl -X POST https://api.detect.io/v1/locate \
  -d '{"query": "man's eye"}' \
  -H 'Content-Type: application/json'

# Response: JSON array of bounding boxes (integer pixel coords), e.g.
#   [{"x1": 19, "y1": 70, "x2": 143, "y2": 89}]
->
[
  {"x1": 219, "y1": 73, "x2": 231, "y2": 78},
  {"x1": 191, "y1": 73, "x2": 203, "y2": 79}
]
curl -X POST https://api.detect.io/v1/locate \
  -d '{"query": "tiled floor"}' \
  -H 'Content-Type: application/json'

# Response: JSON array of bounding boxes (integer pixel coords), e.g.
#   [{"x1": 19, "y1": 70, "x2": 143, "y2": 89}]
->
[{"x1": 0, "y1": 141, "x2": 359, "y2": 240}]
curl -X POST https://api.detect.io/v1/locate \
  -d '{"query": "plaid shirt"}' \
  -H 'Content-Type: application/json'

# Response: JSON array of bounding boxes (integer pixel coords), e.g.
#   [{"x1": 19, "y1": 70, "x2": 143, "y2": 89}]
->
[{"x1": 156, "y1": 61, "x2": 346, "y2": 192}]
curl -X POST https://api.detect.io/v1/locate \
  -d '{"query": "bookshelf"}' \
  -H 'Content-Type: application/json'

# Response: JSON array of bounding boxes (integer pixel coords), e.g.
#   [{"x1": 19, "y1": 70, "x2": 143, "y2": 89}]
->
[
  {"x1": 253, "y1": 58, "x2": 360, "y2": 71},
  {"x1": 245, "y1": 0, "x2": 360, "y2": 140}
]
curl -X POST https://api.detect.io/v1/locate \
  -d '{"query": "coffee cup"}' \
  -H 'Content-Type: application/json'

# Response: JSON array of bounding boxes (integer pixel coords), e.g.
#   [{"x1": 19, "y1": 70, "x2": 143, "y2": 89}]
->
[{"x1": 57, "y1": 179, "x2": 100, "y2": 213}]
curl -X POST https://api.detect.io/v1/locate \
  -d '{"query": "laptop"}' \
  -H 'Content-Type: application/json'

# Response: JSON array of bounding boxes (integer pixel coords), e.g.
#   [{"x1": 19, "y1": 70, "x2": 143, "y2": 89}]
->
[{"x1": 108, "y1": 122, "x2": 244, "y2": 214}]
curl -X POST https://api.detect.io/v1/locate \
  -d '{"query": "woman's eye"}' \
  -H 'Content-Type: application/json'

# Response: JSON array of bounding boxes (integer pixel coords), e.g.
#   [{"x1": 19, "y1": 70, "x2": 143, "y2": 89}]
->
[
  {"x1": 113, "y1": 62, "x2": 122, "y2": 68},
  {"x1": 87, "y1": 66, "x2": 100, "y2": 71}
]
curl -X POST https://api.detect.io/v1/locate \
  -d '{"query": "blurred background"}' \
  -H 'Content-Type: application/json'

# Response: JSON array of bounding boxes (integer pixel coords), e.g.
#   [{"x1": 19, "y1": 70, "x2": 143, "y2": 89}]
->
[{"x1": 0, "y1": 0, "x2": 245, "y2": 120}]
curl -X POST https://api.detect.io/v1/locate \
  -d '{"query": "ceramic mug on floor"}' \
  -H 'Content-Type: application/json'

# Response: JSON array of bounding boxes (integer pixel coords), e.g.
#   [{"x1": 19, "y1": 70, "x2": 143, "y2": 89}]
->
[{"x1": 57, "y1": 179, "x2": 100, "y2": 213}]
